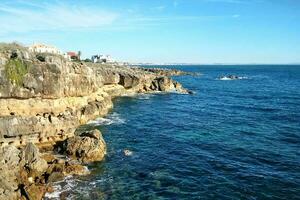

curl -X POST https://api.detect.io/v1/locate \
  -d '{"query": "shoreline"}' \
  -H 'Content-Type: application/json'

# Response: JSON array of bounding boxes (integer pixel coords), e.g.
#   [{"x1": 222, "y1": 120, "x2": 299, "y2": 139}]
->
[{"x1": 0, "y1": 43, "x2": 194, "y2": 200}]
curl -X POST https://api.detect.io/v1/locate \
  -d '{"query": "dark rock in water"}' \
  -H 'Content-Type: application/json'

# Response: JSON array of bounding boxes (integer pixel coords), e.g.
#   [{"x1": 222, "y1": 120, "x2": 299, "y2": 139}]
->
[
  {"x1": 219, "y1": 74, "x2": 240, "y2": 80},
  {"x1": 229, "y1": 75, "x2": 239, "y2": 79},
  {"x1": 187, "y1": 90, "x2": 194, "y2": 94},
  {"x1": 123, "y1": 149, "x2": 133, "y2": 156},
  {"x1": 137, "y1": 172, "x2": 148, "y2": 179}
]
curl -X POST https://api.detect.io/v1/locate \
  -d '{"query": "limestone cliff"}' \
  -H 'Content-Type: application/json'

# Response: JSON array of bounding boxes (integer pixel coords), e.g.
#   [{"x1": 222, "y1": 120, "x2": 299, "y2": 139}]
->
[
  {"x1": 0, "y1": 43, "x2": 192, "y2": 199},
  {"x1": 0, "y1": 43, "x2": 188, "y2": 148}
]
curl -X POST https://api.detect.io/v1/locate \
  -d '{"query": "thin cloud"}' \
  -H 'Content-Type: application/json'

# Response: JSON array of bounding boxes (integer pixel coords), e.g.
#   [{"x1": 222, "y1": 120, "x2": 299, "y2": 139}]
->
[
  {"x1": 152, "y1": 6, "x2": 166, "y2": 11},
  {"x1": 173, "y1": 1, "x2": 179, "y2": 7},
  {"x1": 203, "y1": 0, "x2": 246, "y2": 3},
  {"x1": 0, "y1": 2, "x2": 119, "y2": 35},
  {"x1": 131, "y1": 15, "x2": 241, "y2": 22},
  {"x1": 204, "y1": 0, "x2": 263, "y2": 4}
]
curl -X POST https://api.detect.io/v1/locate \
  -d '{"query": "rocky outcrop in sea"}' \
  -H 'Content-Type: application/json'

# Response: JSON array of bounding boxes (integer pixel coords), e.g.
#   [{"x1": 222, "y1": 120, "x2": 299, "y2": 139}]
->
[{"x1": 0, "y1": 43, "x2": 193, "y2": 199}]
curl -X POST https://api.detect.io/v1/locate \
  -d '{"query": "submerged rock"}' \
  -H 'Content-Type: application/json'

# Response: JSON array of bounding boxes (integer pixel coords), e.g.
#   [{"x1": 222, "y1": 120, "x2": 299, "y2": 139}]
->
[{"x1": 219, "y1": 75, "x2": 242, "y2": 80}]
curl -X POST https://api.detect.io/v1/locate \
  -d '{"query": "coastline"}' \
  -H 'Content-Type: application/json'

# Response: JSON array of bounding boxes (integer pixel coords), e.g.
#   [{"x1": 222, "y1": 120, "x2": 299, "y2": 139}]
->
[{"x1": 0, "y1": 43, "x2": 194, "y2": 200}]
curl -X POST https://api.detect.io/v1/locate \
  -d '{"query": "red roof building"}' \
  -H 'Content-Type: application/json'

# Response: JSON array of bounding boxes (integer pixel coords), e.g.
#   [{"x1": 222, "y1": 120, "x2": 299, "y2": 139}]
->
[{"x1": 67, "y1": 52, "x2": 77, "y2": 57}]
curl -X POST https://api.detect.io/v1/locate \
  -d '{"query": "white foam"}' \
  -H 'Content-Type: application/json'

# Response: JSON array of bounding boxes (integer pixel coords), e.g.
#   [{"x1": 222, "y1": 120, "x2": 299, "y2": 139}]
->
[
  {"x1": 45, "y1": 175, "x2": 109, "y2": 199},
  {"x1": 137, "y1": 93, "x2": 155, "y2": 100},
  {"x1": 44, "y1": 176, "x2": 77, "y2": 199},
  {"x1": 121, "y1": 92, "x2": 157, "y2": 99},
  {"x1": 237, "y1": 76, "x2": 249, "y2": 80},
  {"x1": 87, "y1": 112, "x2": 125, "y2": 126},
  {"x1": 218, "y1": 76, "x2": 250, "y2": 81},
  {"x1": 219, "y1": 77, "x2": 233, "y2": 81}
]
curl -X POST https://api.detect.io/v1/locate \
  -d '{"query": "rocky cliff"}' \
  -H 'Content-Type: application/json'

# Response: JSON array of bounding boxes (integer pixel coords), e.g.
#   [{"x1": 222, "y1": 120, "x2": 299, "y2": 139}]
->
[{"x1": 0, "y1": 43, "x2": 192, "y2": 199}]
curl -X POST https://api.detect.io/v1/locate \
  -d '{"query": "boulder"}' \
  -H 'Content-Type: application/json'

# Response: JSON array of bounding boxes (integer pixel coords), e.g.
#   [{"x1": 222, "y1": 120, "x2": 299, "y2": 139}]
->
[
  {"x1": 24, "y1": 184, "x2": 46, "y2": 200},
  {"x1": 21, "y1": 143, "x2": 48, "y2": 175},
  {"x1": 65, "y1": 129, "x2": 106, "y2": 163},
  {"x1": 64, "y1": 164, "x2": 90, "y2": 176},
  {"x1": 118, "y1": 73, "x2": 140, "y2": 88}
]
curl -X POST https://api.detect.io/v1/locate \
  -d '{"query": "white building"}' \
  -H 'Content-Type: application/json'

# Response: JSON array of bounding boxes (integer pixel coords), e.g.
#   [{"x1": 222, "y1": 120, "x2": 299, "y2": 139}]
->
[
  {"x1": 91, "y1": 54, "x2": 114, "y2": 63},
  {"x1": 28, "y1": 43, "x2": 63, "y2": 55}
]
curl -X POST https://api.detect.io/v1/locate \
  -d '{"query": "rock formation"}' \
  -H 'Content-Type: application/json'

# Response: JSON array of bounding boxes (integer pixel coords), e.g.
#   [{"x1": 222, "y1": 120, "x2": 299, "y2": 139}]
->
[
  {"x1": 64, "y1": 129, "x2": 106, "y2": 163},
  {"x1": 0, "y1": 43, "x2": 193, "y2": 199}
]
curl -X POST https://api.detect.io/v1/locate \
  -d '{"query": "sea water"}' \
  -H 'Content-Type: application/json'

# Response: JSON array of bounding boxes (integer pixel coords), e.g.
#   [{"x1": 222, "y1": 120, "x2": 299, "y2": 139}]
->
[{"x1": 46, "y1": 65, "x2": 300, "y2": 200}]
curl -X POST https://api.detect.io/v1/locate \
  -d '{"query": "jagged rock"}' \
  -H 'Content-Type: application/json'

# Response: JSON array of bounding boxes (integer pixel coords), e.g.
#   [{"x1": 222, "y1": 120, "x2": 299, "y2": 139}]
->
[
  {"x1": 21, "y1": 143, "x2": 48, "y2": 175},
  {"x1": 24, "y1": 184, "x2": 46, "y2": 200},
  {"x1": 118, "y1": 73, "x2": 140, "y2": 88},
  {"x1": 65, "y1": 129, "x2": 106, "y2": 163},
  {"x1": 0, "y1": 43, "x2": 191, "y2": 146},
  {"x1": 0, "y1": 43, "x2": 193, "y2": 200},
  {"x1": 0, "y1": 146, "x2": 21, "y2": 200},
  {"x1": 138, "y1": 67, "x2": 197, "y2": 76}
]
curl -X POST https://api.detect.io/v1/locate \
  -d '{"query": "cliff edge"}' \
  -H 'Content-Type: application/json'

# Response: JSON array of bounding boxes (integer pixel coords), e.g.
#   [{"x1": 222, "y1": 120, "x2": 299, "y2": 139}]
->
[{"x1": 0, "y1": 43, "x2": 192, "y2": 199}]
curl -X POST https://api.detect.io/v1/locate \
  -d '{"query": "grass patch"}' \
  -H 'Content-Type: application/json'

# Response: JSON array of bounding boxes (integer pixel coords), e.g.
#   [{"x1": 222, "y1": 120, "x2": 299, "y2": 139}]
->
[
  {"x1": 4, "y1": 58, "x2": 30, "y2": 86},
  {"x1": 0, "y1": 42, "x2": 27, "y2": 52}
]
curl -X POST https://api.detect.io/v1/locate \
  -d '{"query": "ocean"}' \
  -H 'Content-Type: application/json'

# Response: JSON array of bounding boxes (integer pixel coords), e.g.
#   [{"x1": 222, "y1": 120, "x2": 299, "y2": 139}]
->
[{"x1": 46, "y1": 65, "x2": 300, "y2": 200}]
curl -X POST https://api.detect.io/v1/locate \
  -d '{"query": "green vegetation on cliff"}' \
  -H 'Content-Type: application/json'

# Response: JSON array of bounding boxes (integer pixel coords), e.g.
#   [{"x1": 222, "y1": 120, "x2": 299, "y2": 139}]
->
[
  {"x1": 0, "y1": 42, "x2": 27, "y2": 51},
  {"x1": 4, "y1": 58, "x2": 30, "y2": 86}
]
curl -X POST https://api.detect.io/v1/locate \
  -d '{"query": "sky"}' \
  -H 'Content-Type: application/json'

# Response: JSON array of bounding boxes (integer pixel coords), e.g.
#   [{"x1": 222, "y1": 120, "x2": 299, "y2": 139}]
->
[{"x1": 0, "y1": 0, "x2": 299, "y2": 64}]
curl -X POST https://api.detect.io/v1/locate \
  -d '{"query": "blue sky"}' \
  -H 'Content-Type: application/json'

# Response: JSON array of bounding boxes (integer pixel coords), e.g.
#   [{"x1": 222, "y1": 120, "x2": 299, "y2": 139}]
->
[{"x1": 0, "y1": 0, "x2": 299, "y2": 64}]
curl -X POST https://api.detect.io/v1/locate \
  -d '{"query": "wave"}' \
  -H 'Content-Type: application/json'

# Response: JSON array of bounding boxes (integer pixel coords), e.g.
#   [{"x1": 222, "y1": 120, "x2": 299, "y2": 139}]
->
[
  {"x1": 87, "y1": 112, "x2": 125, "y2": 126},
  {"x1": 217, "y1": 76, "x2": 250, "y2": 81},
  {"x1": 44, "y1": 175, "x2": 78, "y2": 200},
  {"x1": 44, "y1": 175, "x2": 110, "y2": 200},
  {"x1": 137, "y1": 93, "x2": 155, "y2": 100}
]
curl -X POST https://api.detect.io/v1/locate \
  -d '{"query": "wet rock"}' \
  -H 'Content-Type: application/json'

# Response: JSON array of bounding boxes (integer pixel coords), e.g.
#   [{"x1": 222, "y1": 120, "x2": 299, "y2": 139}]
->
[
  {"x1": 123, "y1": 149, "x2": 133, "y2": 156},
  {"x1": 65, "y1": 164, "x2": 90, "y2": 176}
]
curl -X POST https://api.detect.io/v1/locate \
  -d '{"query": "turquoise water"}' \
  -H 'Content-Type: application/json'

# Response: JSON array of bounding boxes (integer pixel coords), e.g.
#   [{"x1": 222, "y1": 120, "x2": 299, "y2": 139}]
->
[{"x1": 48, "y1": 65, "x2": 300, "y2": 200}]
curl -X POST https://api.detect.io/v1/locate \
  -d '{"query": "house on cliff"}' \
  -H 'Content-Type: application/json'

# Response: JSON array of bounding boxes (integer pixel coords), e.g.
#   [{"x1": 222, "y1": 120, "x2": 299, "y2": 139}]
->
[
  {"x1": 67, "y1": 51, "x2": 81, "y2": 61},
  {"x1": 91, "y1": 54, "x2": 113, "y2": 63}
]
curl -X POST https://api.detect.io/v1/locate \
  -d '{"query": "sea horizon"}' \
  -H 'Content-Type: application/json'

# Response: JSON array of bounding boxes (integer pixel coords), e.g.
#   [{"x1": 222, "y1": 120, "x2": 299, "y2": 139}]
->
[
  {"x1": 133, "y1": 63, "x2": 300, "y2": 66},
  {"x1": 1, "y1": 0, "x2": 300, "y2": 199}
]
